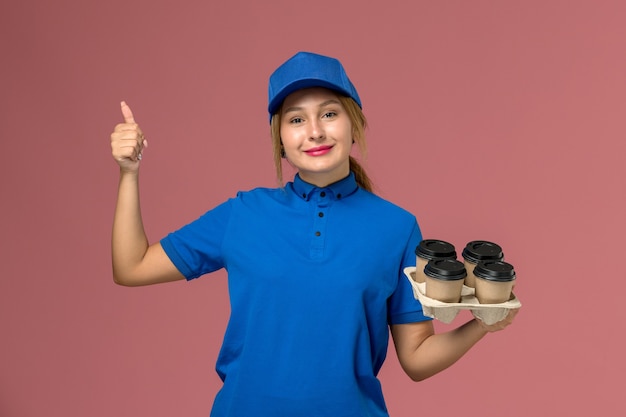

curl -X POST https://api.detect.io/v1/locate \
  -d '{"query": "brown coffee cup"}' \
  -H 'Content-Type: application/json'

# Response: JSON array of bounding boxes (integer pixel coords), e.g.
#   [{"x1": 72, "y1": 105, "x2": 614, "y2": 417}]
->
[
  {"x1": 461, "y1": 241, "x2": 504, "y2": 288},
  {"x1": 473, "y1": 260, "x2": 516, "y2": 304},
  {"x1": 414, "y1": 239, "x2": 457, "y2": 284},
  {"x1": 424, "y1": 259, "x2": 467, "y2": 303}
]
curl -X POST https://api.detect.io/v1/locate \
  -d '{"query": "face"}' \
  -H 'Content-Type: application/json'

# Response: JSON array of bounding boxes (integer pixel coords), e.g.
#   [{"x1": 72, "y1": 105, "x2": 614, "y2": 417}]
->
[{"x1": 280, "y1": 87, "x2": 353, "y2": 187}]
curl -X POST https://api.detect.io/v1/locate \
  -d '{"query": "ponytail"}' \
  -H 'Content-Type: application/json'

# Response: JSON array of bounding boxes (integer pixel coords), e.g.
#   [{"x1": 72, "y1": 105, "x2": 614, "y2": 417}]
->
[{"x1": 349, "y1": 156, "x2": 373, "y2": 193}]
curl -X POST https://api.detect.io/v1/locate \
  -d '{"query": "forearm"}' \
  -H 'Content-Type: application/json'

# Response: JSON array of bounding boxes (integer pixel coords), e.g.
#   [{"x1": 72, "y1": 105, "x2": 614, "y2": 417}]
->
[
  {"x1": 402, "y1": 319, "x2": 488, "y2": 381},
  {"x1": 111, "y1": 171, "x2": 149, "y2": 284}
]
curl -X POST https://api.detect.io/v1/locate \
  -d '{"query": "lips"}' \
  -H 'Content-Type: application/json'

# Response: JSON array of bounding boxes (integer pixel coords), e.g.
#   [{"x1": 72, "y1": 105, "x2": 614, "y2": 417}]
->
[{"x1": 304, "y1": 145, "x2": 333, "y2": 156}]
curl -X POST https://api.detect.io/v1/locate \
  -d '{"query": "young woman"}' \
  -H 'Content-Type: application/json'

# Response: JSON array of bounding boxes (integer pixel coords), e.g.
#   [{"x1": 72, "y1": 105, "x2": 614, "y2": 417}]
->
[{"x1": 110, "y1": 51, "x2": 517, "y2": 417}]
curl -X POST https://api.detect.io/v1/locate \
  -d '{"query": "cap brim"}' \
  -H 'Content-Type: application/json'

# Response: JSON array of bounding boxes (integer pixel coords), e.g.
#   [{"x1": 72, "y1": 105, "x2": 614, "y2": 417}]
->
[{"x1": 268, "y1": 78, "x2": 354, "y2": 116}]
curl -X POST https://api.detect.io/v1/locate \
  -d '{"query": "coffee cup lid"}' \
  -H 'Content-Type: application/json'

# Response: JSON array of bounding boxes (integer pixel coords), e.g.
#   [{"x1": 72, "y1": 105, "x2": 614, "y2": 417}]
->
[
  {"x1": 415, "y1": 239, "x2": 457, "y2": 260},
  {"x1": 461, "y1": 240, "x2": 504, "y2": 263},
  {"x1": 473, "y1": 260, "x2": 516, "y2": 282},
  {"x1": 424, "y1": 259, "x2": 467, "y2": 281}
]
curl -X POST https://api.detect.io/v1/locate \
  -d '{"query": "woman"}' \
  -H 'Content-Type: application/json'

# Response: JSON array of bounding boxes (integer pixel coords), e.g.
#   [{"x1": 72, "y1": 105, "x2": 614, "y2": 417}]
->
[{"x1": 110, "y1": 51, "x2": 517, "y2": 417}]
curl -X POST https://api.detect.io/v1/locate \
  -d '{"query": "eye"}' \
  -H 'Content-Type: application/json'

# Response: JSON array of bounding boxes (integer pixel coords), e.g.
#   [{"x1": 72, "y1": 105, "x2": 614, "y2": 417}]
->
[
  {"x1": 289, "y1": 117, "x2": 304, "y2": 124},
  {"x1": 322, "y1": 111, "x2": 337, "y2": 119}
]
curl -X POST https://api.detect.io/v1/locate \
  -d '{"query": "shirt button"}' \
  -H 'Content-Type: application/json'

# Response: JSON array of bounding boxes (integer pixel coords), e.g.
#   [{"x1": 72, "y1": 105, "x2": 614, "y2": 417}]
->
[
  {"x1": 320, "y1": 191, "x2": 326, "y2": 197},
  {"x1": 318, "y1": 212, "x2": 324, "y2": 217},
  {"x1": 315, "y1": 231, "x2": 321, "y2": 236}
]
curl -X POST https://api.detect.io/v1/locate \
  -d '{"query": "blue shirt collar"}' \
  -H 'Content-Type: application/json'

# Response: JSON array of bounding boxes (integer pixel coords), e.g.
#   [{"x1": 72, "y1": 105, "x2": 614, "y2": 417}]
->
[{"x1": 291, "y1": 172, "x2": 359, "y2": 201}]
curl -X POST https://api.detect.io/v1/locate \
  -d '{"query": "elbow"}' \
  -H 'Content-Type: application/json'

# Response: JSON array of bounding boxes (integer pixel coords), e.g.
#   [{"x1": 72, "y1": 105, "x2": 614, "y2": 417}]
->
[
  {"x1": 400, "y1": 363, "x2": 434, "y2": 382},
  {"x1": 406, "y1": 370, "x2": 430, "y2": 382},
  {"x1": 113, "y1": 274, "x2": 132, "y2": 286},
  {"x1": 408, "y1": 373, "x2": 424, "y2": 382},
  {"x1": 112, "y1": 271, "x2": 141, "y2": 287}
]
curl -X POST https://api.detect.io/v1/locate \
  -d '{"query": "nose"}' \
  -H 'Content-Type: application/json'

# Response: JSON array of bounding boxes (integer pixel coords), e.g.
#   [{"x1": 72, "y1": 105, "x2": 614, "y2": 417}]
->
[{"x1": 308, "y1": 119, "x2": 325, "y2": 141}]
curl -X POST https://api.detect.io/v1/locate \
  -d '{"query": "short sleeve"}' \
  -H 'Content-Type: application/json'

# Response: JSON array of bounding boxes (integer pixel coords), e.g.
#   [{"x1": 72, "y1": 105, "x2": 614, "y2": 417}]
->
[
  {"x1": 387, "y1": 221, "x2": 432, "y2": 325},
  {"x1": 160, "y1": 199, "x2": 233, "y2": 280}
]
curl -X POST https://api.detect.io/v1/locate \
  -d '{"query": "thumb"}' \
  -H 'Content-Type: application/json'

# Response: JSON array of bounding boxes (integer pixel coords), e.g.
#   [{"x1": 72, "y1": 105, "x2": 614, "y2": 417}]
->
[{"x1": 120, "y1": 101, "x2": 136, "y2": 123}]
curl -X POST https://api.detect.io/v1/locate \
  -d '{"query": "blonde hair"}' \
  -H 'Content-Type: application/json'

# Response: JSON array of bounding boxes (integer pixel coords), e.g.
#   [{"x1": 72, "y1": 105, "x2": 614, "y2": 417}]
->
[{"x1": 270, "y1": 94, "x2": 373, "y2": 192}]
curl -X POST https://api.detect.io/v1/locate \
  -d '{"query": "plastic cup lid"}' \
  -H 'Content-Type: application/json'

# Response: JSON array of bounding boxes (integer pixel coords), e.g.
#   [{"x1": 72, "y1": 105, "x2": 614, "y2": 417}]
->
[
  {"x1": 461, "y1": 240, "x2": 504, "y2": 263},
  {"x1": 415, "y1": 239, "x2": 457, "y2": 260},
  {"x1": 424, "y1": 259, "x2": 467, "y2": 281},
  {"x1": 473, "y1": 260, "x2": 516, "y2": 282}
]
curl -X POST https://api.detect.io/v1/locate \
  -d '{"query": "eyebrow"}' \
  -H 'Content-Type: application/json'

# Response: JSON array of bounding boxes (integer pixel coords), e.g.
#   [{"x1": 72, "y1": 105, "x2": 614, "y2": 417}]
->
[{"x1": 283, "y1": 99, "x2": 342, "y2": 114}]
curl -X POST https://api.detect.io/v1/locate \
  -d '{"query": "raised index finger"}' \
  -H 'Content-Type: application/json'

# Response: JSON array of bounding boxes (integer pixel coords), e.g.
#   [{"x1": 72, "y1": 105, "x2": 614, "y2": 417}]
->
[{"x1": 120, "y1": 101, "x2": 136, "y2": 123}]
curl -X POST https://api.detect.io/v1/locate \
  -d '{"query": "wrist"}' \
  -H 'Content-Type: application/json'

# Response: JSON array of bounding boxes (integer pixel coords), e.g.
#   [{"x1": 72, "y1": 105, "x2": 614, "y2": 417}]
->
[
  {"x1": 119, "y1": 167, "x2": 140, "y2": 178},
  {"x1": 470, "y1": 318, "x2": 490, "y2": 337}
]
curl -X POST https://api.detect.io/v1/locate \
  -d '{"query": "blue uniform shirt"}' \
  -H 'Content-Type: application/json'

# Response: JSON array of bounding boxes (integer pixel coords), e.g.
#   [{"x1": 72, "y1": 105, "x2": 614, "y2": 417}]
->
[{"x1": 161, "y1": 172, "x2": 431, "y2": 417}]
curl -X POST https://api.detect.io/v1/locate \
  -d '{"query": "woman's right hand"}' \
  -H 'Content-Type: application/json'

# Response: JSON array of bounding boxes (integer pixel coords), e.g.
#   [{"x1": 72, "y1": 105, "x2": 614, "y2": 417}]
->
[{"x1": 110, "y1": 101, "x2": 147, "y2": 172}]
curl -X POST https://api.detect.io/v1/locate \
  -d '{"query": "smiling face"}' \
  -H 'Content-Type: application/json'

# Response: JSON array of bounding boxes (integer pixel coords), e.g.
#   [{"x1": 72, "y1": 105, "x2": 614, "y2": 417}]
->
[{"x1": 279, "y1": 87, "x2": 353, "y2": 187}]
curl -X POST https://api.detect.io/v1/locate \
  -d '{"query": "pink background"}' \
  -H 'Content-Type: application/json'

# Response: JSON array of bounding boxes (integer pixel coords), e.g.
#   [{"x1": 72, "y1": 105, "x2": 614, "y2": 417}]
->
[{"x1": 1, "y1": 1, "x2": 625, "y2": 416}]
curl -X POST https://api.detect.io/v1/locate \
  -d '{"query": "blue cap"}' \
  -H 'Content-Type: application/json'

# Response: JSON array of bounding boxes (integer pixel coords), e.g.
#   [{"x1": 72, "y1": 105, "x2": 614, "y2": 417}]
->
[{"x1": 268, "y1": 51, "x2": 362, "y2": 118}]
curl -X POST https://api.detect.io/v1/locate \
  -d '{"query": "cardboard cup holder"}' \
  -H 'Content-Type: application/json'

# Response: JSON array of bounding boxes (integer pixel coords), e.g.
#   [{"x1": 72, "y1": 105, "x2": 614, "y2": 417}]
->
[{"x1": 403, "y1": 267, "x2": 521, "y2": 325}]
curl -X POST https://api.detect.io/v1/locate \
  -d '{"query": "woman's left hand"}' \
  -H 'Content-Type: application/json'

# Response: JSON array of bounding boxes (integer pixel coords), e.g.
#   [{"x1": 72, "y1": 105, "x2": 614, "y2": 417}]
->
[{"x1": 475, "y1": 308, "x2": 519, "y2": 332}]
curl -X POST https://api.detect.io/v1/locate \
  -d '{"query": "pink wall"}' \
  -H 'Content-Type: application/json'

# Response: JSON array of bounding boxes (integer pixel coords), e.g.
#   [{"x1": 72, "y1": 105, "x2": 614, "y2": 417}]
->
[{"x1": 1, "y1": 1, "x2": 625, "y2": 416}]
